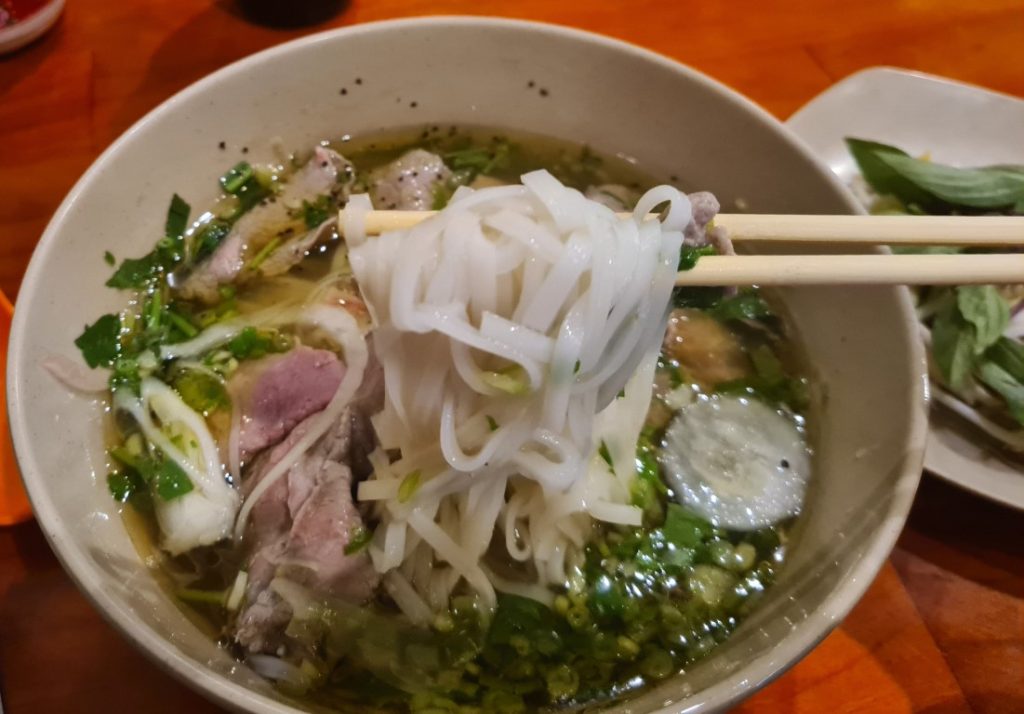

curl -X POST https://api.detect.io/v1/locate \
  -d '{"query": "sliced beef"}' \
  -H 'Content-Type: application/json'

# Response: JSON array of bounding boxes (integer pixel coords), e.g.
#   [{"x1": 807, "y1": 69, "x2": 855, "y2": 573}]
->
[
  {"x1": 234, "y1": 409, "x2": 380, "y2": 654},
  {"x1": 368, "y1": 149, "x2": 452, "y2": 210},
  {"x1": 177, "y1": 147, "x2": 354, "y2": 304},
  {"x1": 228, "y1": 346, "x2": 345, "y2": 466},
  {"x1": 684, "y1": 191, "x2": 734, "y2": 255}
]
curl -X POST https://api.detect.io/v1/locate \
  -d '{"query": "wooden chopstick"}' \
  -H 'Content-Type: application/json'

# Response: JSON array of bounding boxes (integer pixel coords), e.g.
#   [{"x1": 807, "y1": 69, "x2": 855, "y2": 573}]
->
[
  {"x1": 674, "y1": 254, "x2": 1024, "y2": 286},
  {"x1": 342, "y1": 210, "x2": 1024, "y2": 246},
  {"x1": 338, "y1": 210, "x2": 1024, "y2": 286}
]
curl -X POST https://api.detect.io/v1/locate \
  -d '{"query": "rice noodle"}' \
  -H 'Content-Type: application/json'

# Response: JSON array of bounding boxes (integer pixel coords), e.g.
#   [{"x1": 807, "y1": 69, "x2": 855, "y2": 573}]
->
[{"x1": 347, "y1": 171, "x2": 689, "y2": 610}]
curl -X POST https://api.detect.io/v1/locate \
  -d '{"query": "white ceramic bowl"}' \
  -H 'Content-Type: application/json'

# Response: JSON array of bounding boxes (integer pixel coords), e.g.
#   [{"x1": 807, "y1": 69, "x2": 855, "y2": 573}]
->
[{"x1": 8, "y1": 18, "x2": 928, "y2": 714}]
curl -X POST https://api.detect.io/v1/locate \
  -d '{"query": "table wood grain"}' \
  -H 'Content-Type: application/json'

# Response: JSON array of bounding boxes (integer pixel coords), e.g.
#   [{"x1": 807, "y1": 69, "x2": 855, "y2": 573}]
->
[{"x1": 2, "y1": 1, "x2": 1023, "y2": 712}]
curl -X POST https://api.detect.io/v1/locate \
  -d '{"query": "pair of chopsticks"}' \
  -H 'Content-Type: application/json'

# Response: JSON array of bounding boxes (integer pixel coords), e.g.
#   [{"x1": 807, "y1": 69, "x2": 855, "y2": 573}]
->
[{"x1": 339, "y1": 211, "x2": 1024, "y2": 286}]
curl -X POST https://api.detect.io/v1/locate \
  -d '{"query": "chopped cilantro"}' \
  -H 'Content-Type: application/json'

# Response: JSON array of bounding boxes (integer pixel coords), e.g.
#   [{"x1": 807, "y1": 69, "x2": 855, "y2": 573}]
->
[
  {"x1": 678, "y1": 245, "x2": 715, "y2": 271},
  {"x1": 74, "y1": 313, "x2": 121, "y2": 368},
  {"x1": 302, "y1": 195, "x2": 333, "y2": 229},
  {"x1": 164, "y1": 193, "x2": 191, "y2": 238},
  {"x1": 227, "y1": 326, "x2": 290, "y2": 360},
  {"x1": 106, "y1": 253, "x2": 161, "y2": 289},
  {"x1": 153, "y1": 458, "x2": 193, "y2": 501}
]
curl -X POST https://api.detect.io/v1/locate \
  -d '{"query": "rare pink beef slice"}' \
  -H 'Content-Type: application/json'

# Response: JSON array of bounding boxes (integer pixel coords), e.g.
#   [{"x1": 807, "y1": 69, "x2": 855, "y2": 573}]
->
[{"x1": 229, "y1": 346, "x2": 344, "y2": 465}]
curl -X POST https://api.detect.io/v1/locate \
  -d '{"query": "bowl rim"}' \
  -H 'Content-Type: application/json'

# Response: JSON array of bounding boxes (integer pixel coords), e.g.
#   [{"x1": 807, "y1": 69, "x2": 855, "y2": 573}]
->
[{"x1": 7, "y1": 15, "x2": 928, "y2": 714}]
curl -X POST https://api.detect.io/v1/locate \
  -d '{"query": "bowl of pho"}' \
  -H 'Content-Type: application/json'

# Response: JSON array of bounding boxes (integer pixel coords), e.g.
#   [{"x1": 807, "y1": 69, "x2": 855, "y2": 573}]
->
[{"x1": 7, "y1": 17, "x2": 928, "y2": 714}]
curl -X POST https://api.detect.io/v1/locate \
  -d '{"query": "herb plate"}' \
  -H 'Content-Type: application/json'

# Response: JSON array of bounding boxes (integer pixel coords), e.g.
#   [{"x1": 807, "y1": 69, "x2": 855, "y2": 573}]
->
[{"x1": 788, "y1": 66, "x2": 1024, "y2": 510}]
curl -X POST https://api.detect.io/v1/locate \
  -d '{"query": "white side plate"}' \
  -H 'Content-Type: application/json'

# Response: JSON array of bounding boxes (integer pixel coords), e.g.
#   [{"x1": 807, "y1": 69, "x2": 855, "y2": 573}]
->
[{"x1": 788, "y1": 66, "x2": 1024, "y2": 510}]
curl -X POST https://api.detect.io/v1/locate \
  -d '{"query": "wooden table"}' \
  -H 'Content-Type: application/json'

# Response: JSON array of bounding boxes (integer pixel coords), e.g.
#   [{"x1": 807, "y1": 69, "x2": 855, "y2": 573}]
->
[{"x1": 2, "y1": 1, "x2": 1023, "y2": 711}]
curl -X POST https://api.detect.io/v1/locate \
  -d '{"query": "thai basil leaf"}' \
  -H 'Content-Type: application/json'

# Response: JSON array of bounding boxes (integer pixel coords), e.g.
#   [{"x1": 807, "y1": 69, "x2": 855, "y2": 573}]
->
[
  {"x1": 976, "y1": 361, "x2": 1024, "y2": 425},
  {"x1": 845, "y1": 138, "x2": 938, "y2": 210},
  {"x1": 956, "y1": 286, "x2": 1009, "y2": 354},
  {"x1": 985, "y1": 337, "x2": 1024, "y2": 384},
  {"x1": 877, "y1": 152, "x2": 1024, "y2": 209},
  {"x1": 931, "y1": 302, "x2": 976, "y2": 389},
  {"x1": 74, "y1": 313, "x2": 121, "y2": 368}
]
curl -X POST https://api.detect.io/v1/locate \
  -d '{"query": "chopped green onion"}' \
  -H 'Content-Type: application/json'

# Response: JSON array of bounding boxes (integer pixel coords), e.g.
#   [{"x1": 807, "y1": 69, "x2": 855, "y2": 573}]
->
[
  {"x1": 480, "y1": 365, "x2": 529, "y2": 395},
  {"x1": 166, "y1": 309, "x2": 199, "y2": 338},
  {"x1": 220, "y1": 162, "x2": 254, "y2": 194},
  {"x1": 398, "y1": 470, "x2": 422, "y2": 503},
  {"x1": 247, "y1": 236, "x2": 282, "y2": 271},
  {"x1": 344, "y1": 526, "x2": 373, "y2": 555},
  {"x1": 103, "y1": 250, "x2": 115, "y2": 266}
]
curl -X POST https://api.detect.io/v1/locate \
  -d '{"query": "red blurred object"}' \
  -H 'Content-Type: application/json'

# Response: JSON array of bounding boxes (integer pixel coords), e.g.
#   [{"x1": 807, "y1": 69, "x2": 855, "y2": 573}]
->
[
  {"x1": 0, "y1": 290, "x2": 31, "y2": 526},
  {"x1": 0, "y1": 0, "x2": 51, "y2": 28}
]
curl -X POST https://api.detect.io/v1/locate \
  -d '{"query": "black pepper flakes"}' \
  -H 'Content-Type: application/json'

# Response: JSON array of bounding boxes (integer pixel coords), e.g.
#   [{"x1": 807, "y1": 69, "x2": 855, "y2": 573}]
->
[
  {"x1": 670, "y1": 174, "x2": 679, "y2": 182},
  {"x1": 355, "y1": 78, "x2": 363, "y2": 85},
  {"x1": 398, "y1": 176, "x2": 404, "y2": 182},
  {"x1": 218, "y1": 141, "x2": 226, "y2": 150},
  {"x1": 340, "y1": 88, "x2": 348, "y2": 95},
  {"x1": 539, "y1": 88, "x2": 549, "y2": 97},
  {"x1": 780, "y1": 459, "x2": 790, "y2": 469},
  {"x1": 410, "y1": 101, "x2": 418, "y2": 108},
  {"x1": 242, "y1": 147, "x2": 249, "y2": 154},
  {"x1": 527, "y1": 80, "x2": 535, "y2": 88}
]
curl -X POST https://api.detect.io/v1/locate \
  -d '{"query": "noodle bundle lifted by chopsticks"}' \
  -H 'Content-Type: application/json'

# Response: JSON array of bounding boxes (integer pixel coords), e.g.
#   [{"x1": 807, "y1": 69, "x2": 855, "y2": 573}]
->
[{"x1": 345, "y1": 170, "x2": 692, "y2": 614}]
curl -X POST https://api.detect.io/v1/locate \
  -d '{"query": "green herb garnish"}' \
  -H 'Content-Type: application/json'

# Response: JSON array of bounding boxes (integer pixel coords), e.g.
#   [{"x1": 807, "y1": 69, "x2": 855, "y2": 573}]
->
[
  {"x1": 74, "y1": 313, "x2": 121, "y2": 368},
  {"x1": 344, "y1": 526, "x2": 373, "y2": 555}
]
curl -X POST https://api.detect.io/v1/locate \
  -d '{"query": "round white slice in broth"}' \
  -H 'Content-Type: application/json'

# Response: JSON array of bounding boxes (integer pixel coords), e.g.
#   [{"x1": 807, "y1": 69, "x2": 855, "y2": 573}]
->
[{"x1": 660, "y1": 394, "x2": 810, "y2": 530}]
